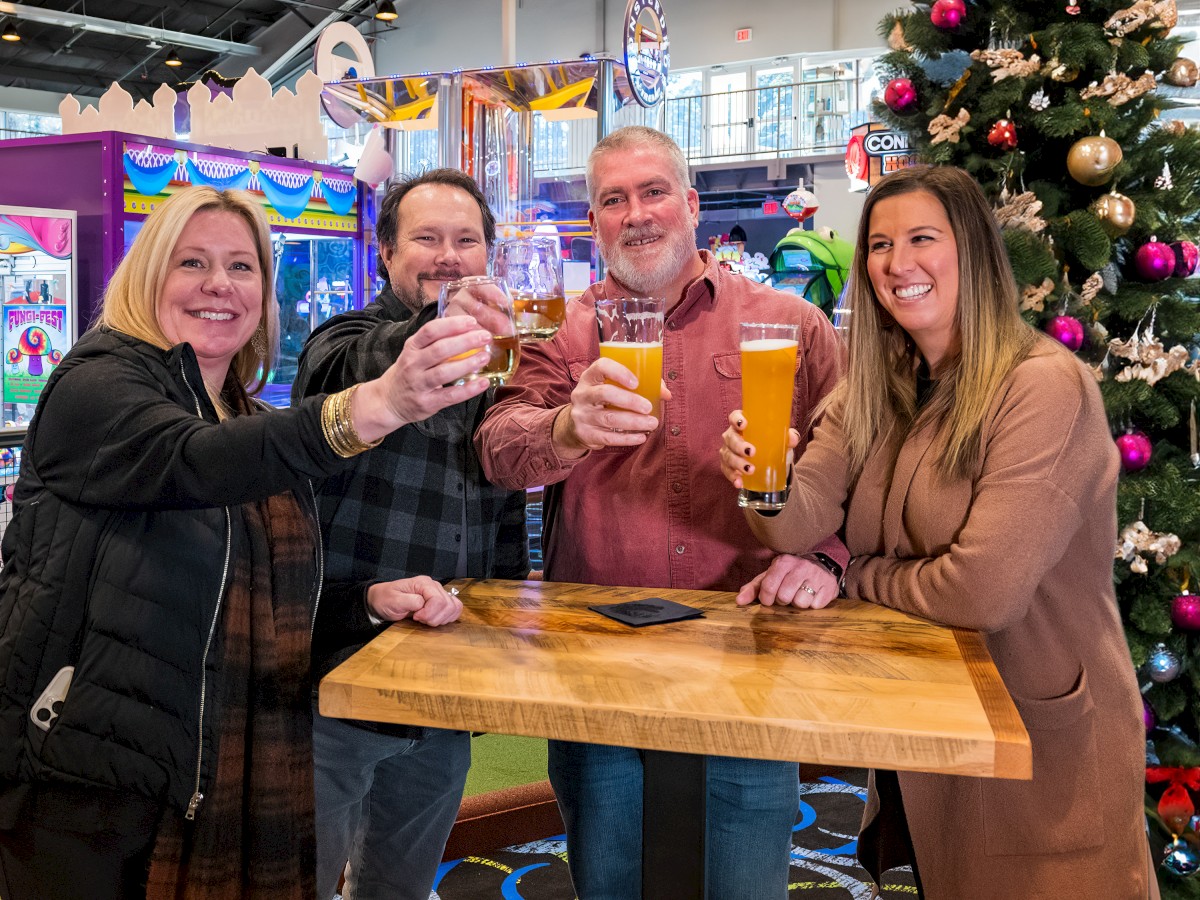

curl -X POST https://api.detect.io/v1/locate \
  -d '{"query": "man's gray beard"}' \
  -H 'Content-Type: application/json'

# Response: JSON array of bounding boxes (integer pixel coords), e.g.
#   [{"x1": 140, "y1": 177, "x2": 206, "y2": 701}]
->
[{"x1": 598, "y1": 229, "x2": 698, "y2": 296}]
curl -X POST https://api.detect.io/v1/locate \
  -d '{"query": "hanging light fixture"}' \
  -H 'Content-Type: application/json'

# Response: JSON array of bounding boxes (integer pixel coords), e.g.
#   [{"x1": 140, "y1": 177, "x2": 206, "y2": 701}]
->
[
  {"x1": 374, "y1": 1, "x2": 399, "y2": 22},
  {"x1": 2, "y1": 21, "x2": 21, "y2": 42},
  {"x1": 165, "y1": 48, "x2": 183, "y2": 67}
]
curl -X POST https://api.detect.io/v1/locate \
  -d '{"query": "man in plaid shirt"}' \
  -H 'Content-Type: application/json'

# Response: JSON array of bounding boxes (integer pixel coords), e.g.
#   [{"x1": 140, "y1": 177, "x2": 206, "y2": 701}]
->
[{"x1": 293, "y1": 169, "x2": 528, "y2": 900}]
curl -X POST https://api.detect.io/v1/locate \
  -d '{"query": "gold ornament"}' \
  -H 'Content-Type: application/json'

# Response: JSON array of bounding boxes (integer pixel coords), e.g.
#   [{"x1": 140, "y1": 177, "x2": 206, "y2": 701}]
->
[
  {"x1": 1166, "y1": 57, "x2": 1198, "y2": 87},
  {"x1": 1090, "y1": 191, "x2": 1136, "y2": 235},
  {"x1": 928, "y1": 108, "x2": 971, "y2": 145},
  {"x1": 1066, "y1": 134, "x2": 1123, "y2": 185}
]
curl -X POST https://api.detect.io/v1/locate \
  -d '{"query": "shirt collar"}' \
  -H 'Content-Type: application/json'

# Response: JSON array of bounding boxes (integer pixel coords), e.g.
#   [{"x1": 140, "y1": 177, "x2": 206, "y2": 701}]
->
[{"x1": 597, "y1": 249, "x2": 719, "y2": 315}]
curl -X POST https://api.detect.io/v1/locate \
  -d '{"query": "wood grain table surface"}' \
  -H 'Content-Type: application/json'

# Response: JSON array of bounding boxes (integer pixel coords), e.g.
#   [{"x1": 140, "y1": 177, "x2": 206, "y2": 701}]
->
[{"x1": 320, "y1": 578, "x2": 1031, "y2": 780}]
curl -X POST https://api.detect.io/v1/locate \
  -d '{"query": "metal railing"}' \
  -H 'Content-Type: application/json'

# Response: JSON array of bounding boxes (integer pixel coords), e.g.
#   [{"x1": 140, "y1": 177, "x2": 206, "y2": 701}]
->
[{"x1": 531, "y1": 77, "x2": 867, "y2": 176}]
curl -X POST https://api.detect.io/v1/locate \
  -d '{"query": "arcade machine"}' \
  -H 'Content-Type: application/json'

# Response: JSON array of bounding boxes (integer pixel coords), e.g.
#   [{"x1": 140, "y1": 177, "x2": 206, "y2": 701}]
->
[
  {"x1": 0, "y1": 131, "x2": 366, "y2": 406},
  {"x1": 0, "y1": 206, "x2": 77, "y2": 427},
  {"x1": 767, "y1": 182, "x2": 853, "y2": 317}
]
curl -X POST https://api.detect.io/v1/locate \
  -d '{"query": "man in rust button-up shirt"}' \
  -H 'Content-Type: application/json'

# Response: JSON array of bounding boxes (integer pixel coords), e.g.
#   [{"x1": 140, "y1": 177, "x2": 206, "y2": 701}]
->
[{"x1": 475, "y1": 125, "x2": 847, "y2": 899}]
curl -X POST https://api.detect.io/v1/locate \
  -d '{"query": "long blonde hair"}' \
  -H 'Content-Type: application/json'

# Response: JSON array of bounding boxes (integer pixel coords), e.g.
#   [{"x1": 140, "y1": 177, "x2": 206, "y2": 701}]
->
[
  {"x1": 836, "y1": 165, "x2": 1037, "y2": 480},
  {"x1": 97, "y1": 186, "x2": 278, "y2": 395}
]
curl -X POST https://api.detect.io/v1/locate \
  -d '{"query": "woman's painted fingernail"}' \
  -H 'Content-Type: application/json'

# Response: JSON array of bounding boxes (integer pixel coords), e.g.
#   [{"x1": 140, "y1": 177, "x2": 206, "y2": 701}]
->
[
  {"x1": 743, "y1": 464, "x2": 752, "y2": 473},
  {"x1": 744, "y1": 447, "x2": 752, "y2": 456}
]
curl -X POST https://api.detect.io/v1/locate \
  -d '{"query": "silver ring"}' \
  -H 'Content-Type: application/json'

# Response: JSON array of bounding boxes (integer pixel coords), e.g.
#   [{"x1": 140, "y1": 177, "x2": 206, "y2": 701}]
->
[{"x1": 799, "y1": 583, "x2": 816, "y2": 596}]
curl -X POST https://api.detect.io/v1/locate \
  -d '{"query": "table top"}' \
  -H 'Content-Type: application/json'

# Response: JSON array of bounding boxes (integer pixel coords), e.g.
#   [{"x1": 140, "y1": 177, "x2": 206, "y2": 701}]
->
[{"x1": 320, "y1": 579, "x2": 1031, "y2": 779}]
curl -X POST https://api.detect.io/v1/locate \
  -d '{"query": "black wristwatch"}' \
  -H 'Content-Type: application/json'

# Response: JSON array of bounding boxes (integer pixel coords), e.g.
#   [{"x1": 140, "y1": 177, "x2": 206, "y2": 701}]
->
[{"x1": 805, "y1": 552, "x2": 845, "y2": 592}]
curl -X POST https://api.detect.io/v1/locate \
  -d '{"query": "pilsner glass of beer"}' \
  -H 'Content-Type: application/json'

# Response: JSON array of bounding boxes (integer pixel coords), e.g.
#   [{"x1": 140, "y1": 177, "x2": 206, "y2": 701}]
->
[
  {"x1": 738, "y1": 322, "x2": 800, "y2": 510},
  {"x1": 492, "y1": 237, "x2": 566, "y2": 342},
  {"x1": 437, "y1": 275, "x2": 520, "y2": 385},
  {"x1": 595, "y1": 298, "x2": 665, "y2": 422}
]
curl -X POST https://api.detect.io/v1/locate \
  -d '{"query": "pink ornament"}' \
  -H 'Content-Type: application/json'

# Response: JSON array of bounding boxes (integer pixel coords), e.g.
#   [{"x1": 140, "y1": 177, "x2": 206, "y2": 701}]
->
[
  {"x1": 1171, "y1": 592, "x2": 1200, "y2": 631},
  {"x1": 1045, "y1": 315, "x2": 1084, "y2": 351},
  {"x1": 1115, "y1": 430, "x2": 1152, "y2": 471},
  {"x1": 930, "y1": 0, "x2": 966, "y2": 29},
  {"x1": 883, "y1": 77, "x2": 919, "y2": 116},
  {"x1": 1144, "y1": 698, "x2": 1156, "y2": 733},
  {"x1": 1135, "y1": 237, "x2": 1175, "y2": 281},
  {"x1": 1171, "y1": 240, "x2": 1199, "y2": 278},
  {"x1": 2, "y1": 484, "x2": 11, "y2": 504}
]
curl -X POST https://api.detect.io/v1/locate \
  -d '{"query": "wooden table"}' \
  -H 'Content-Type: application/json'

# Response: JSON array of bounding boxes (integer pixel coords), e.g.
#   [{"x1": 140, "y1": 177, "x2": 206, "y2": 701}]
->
[{"x1": 320, "y1": 579, "x2": 1031, "y2": 897}]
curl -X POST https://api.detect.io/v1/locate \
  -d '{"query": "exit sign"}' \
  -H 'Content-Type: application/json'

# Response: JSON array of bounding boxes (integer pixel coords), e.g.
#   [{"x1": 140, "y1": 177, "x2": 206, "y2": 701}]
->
[
  {"x1": 762, "y1": 199, "x2": 779, "y2": 215},
  {"x1": 735, "y1": 27, "x2": 752, "y2": 42}
]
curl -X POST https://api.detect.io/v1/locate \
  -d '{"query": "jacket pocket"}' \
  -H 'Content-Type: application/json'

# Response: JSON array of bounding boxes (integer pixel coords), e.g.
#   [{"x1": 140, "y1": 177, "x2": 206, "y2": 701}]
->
[{"x1": 982, "y1": 667, "x2": 1105, "y2": 856}]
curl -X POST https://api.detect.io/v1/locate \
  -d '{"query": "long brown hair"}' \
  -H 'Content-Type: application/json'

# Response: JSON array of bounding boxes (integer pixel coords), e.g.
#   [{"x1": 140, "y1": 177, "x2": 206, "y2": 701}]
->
[
  {"x1": 98, "y1": 186, "x2": 278, "y2": 395},
  {"x1": 836, "y1": 165, "x2": 1037, "y2": 480}
]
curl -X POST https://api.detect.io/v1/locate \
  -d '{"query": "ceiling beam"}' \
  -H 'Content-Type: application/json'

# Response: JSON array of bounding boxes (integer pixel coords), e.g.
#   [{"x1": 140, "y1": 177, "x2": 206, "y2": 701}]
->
[{"x1": 0, "y1": 1, "x2": 260, "y2": 55}]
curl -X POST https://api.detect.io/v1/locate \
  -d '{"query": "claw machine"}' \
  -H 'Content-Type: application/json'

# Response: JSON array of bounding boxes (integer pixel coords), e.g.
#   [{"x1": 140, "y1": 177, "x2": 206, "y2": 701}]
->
[{"x1": 0, "y1": 130, "x2": 366, "y2": 406}]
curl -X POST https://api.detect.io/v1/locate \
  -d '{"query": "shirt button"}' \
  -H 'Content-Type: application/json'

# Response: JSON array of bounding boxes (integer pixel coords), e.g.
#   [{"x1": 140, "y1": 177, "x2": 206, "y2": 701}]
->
[
  {"x1": 675, "y1": 544, "x2": 685, "y2": 554},
  {"x1": 455, "y1": 533, "x2": 462, "y2": 542},
  {"x1": 667, "y1": 370, "x2": 678, "y2": 381},
  {"x1": 671, "y1": 482, "x2": 683, "y2": 493},
  {"x1": 670, "y1": 426, "x2": 681, "y2": 436},
  {"x1": 457, "y1": 482, "x2": 464, "y2": 491}
]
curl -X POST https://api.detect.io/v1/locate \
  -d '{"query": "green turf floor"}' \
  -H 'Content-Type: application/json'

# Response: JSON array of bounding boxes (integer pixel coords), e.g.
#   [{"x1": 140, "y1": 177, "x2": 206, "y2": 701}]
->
[{"x1": 463, "y1": 734, "x2": 549, "y2": 797}]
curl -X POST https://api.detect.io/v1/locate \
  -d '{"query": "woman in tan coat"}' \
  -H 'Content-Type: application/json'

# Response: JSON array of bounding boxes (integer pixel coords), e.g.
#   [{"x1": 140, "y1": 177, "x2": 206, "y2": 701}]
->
[{"x1": 720, "y1": 165, "x2": 1156, "y2": 899}]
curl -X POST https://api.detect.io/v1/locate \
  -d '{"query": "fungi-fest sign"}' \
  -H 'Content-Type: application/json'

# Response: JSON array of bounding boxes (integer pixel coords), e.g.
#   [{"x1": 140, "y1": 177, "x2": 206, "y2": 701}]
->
[{"x1": 0, "y1": 208, "x2": 74, "y2": 407}]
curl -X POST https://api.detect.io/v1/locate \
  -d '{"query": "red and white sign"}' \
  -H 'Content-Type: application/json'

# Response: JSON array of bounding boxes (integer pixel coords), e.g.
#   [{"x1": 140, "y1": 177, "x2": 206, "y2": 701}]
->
[{"x1": 735, "y1": 27, "x2": 752, "y2": 42}]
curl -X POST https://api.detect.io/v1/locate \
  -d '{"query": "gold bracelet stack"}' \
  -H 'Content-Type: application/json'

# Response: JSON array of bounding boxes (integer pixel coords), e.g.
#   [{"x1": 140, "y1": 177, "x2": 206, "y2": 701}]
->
[{"x1": 321, "y1": 383, "x2": 384, "y2": 458}]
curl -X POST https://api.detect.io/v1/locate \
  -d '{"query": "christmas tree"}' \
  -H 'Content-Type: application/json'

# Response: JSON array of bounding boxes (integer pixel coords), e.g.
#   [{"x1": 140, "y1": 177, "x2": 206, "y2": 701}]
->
[{"x1": 871, "y1": 0, "x2": 1200, "y2": 892}]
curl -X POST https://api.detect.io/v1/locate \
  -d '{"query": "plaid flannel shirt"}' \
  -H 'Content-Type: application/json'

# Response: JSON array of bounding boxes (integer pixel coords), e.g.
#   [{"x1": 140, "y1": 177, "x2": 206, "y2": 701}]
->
[{"x1": 293, "y1": 284, "x2": 528, "y2": 622}]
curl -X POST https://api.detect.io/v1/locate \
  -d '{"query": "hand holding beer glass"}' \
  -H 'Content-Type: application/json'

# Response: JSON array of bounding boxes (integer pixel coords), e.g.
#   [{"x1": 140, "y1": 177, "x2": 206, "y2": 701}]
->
[
  {"x1": 735, "y1": 322, "x2": 799, "y2": 509},
  {"x1": 437, "y1": 275, "x2": 520, "y2": 385},
  {"x1": 492, "y1": 237, "x2": 565, "y2": 342},
  {"x1": 595, "y1": 297, "x2": 665, "y2": 425}
]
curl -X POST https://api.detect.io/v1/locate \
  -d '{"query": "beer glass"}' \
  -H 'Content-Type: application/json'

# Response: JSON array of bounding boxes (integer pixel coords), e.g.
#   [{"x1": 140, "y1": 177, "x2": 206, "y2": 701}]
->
[
  {"x1": 738, "y1": 322, "x2": 799, "y2": 510},
  {"x1": 437, "y1": 275, "x2": 520, "y2": 386},
  {"x1": 595, "y1": 298, "x2": 665, "y2": 422},
  {"x1": 492, "y1": 237, "x2": 565, "y2": 342}
]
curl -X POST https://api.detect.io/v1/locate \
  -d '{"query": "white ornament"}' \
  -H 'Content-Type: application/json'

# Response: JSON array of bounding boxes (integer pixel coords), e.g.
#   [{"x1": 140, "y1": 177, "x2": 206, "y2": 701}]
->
[
  {"x1": 1029, "y1": 88, "x2": 1050, "y2": 111},
  {"x1": 1155, "y1": 162, "x2": 1174, "y2": 190}
]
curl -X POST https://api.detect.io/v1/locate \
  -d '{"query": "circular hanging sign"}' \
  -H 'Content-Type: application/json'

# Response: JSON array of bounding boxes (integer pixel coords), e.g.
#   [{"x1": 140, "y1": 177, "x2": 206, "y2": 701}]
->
[
  {"x1": 624, "y1": 0, "x2": 669, "y2": 107},
  {"x1": 314, "y1": 22, "x2": 376, "y2": 129}
]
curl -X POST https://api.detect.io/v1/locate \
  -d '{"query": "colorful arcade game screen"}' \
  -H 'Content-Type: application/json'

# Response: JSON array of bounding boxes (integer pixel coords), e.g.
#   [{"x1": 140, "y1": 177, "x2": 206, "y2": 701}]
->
[{"x1": 0, "y1": 207, "x2": 75, "y2": 427}]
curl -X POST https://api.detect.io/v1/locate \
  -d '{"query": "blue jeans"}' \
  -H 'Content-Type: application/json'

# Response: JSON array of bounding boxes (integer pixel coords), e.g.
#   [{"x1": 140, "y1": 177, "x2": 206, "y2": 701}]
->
[
  {"x1": 548, "y1": 740, "x2": 798, "y2": 900},
  {"x1": 313, "y1": 709, "x2": 470, "y2": 900}
]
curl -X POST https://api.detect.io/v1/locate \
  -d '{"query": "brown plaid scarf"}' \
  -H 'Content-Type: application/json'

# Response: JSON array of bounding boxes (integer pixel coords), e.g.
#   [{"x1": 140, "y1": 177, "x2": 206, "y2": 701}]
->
[{"x1": 145, "y1": 486, "x2": 319, "y2": 900}]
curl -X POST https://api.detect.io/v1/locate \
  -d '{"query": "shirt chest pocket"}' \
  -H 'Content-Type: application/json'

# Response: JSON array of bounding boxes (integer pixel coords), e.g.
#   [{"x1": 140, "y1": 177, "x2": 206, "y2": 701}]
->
[{"x1": 712, "y1": 350, "x2": 804, "y2": 421}]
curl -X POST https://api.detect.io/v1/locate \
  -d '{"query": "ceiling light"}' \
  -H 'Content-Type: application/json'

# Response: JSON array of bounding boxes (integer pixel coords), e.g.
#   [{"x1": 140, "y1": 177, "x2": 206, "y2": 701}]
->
[
  {"x1": 375, "y1": 1, "x2": 399, "y2": 22},
  {"x1": 165, "y1": 48, "x2": 182, "y2": 67},
  {"x1": 2, "y1": 22, "x2": 20, "y2": 42}
]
